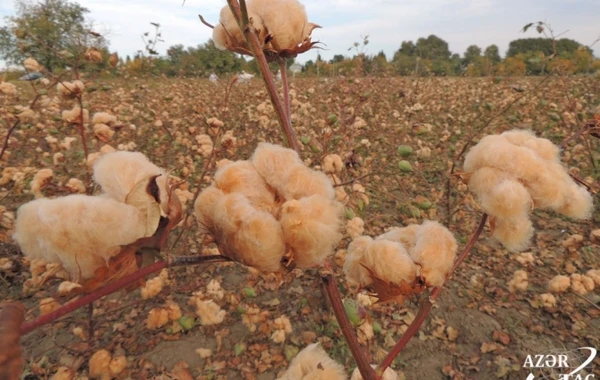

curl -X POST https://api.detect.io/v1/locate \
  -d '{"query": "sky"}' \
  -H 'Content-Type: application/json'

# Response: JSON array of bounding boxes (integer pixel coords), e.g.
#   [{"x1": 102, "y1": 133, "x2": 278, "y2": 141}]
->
[{"x1": 0, "y1": 0, "x2": 599, "y2": 64}]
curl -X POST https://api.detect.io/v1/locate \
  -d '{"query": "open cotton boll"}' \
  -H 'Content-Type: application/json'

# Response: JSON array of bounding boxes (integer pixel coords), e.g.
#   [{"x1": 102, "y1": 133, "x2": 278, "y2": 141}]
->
[
  {"x1": 213, "y1": 160, "x2": 276, "y2": 212},
  {"x1": 322, "y1": 154, "x2": 344, "y2": 174},
  {"x1": 344, "y1": 236, "x2": 417, "y2": 287},
  {"x1": 556, "y1": 182, "x2": 594, "y2": 219},
  {"x1": 492, "y1": 217, "x2": 534, "y2": 252},
  {"x1": 57, "y1": 80, "x2": 84, "y2": 97},
  {"x1": 194, "y1": 186, "x2": 225, "y2": 234},
  {"x1": 547, "y1": 275, "x2": 570, "y2": 293},
  {"x1": 501, "y1": 130, "x2": 560, "y2": 162},
  {"x1": 281, "y1": 165, "x2": 335, "y2": 200},
  {"x1": 277, "y1": 343, "x2": 346, "y2": 380},
  {"x1": 251, "y1": 142, "x2": 304, "y2": 185},
  {"x1": 13, "y1": 195, "x2": 148, "y2": 281},
  {"x1": 351, "y1": 365, "x2": 399, "y2": 380},
  {"x1": 61, "y1": 106, "x2": 89, "y2": 124},
  {"x1": 508, "y1": 270, "x2": 528, "y2": 293},
  {"x1": 587, "y1": 270, "x2": 600, "y2": 286},
  {"x1": 258, "y1": 0, "x2": 310, "y2": 51},
  {"x1": 213, "y1": 193, "x2": 285, "y2": 272},
  {"x1": 93, "y1": 151, "x2": 169, "y2": 212},
  {"x1": 570, "y1": 274, "x2": 594, "y2": 295},
  {"x1": 280, "y1": 195, "x2": 343, "y2": 268},
  {"x1": 92, "y1": 112, "x2": 117, "y2": 126},
  {"x1": 409, "y1": 221, "x2": 457, "y2": 287},
  {"x1": 478, "y1": 179, "x2": 532, "y2": 221},
  {"x1": 376, "y1": 224, "x2": 419, "y2": 249},
  {"x1": 0, "y1": 82, "x2": 17, "y2": 95},
  {"x1": 464, "y1": 135, "x2": 547, "y2": 183},
  {"x1": 93, "y1": 123, "x2": 114, "y2": 142},
  {"x1": 30, "y1": 168, "x2": 53, "y2": 198},
  {"x1": 346, "y1": 217, "x2": 364, "y2": 238}
]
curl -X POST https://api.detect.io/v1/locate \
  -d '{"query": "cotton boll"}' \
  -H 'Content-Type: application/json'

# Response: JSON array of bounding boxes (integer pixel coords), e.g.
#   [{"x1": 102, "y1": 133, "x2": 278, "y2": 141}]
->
[
  {"x1": 259, "y1": 0, "x2": 309, "y2": 51},
  {"x1": 376, "y1": 224, "x2": 419, "y2": 249},
  {"x1": 344, "y1": 236, "x2": 417, "y2": 287},
  {"x1": 570, "y1": 274, "x2": 590, "y2": 295},
  {"x1": 491, "y1": 217, "x2": 534, "y2": 253},
  {"x1": 165, "y1": 300, "x2": 182, "y2": 321},
  {"x1": 30, "y1": 168, "x2": 53, "y2": 198},
  {"x1": 322, "y1": 154, "x2": 344, "y2": 174},
  {"x1": 195, "y1": 134, "x2": 213, "y2": 157},
  {"x1": 508, "y1": 270, "x2": 528, "y2": 293},
  {"x1": 410, "y1": 221, "x2": 457, "y2": 287},
  {"x1": 501, "y1": 130, "x2": 560, "y2": 162},
  {"x1": 50, "y1": 366, "x2": 74, "y2": 380},
  {"x1": 351, "y1": 365, "x2": 399, "y2": 380},
  {"x1": 479, "y1": 179, "x2": 532, "y2": 221},
  {"x1": 109, "y1": 356, "x2": 127, "y2": 376},
  {"x1": 344, "y1": 236, "x2": 374, "y2": 286},
  {"x1": 346, "y1": 217, "x2": 364, "y2": 238},
  {"x1": 93, "y1": 151, "x2": 168, "y2": 211},
  {"x1": 467, "y1": 167, "x2": 512, "y2": 197},
  {"x1": 57, "y1": 81, "x2": 84, "y2": 97},
  {"x1": 194, "y1": 186, "x2": 225, "y2": 234},
  {"x1": 24, "y1": 57, "x2": 42, "y2": 71},
  {"x1": 282, "y1": 165, "x2": 335, "y2": 200},
  {"x1": 65, "y1": 178, "x2": 86, "y2": 194},
  {"x1": 547, "y1": 275, "x2": 570, "y2": 293},
  {"x1": 141, "y1": 276, "x2": 163, "y2": 299},
  {"x1": 13, "y1": 195, "x2": 148, "y2": 281},
  {"x1": 194, "y1": 299, "x2": 226, "y2": 326},
  {"x1": 88, "y1": 349, "x2": 111, "y2": 379},
  {"x1": 92, "y1": 112, "x2": 117, "y2": 126},
  {"x1": 280, "y1": 195, "x2": 343, "y2": 268},
  {"x1": 556, "y1": 183, "x2": 593, "y2": 219},
  {"x1": 213, "y1": 160, "x2": 276, "y2": 212},
  {"x1": 277, "y1": 343, "x2": 346, "y2": 380},
  {"x1": 146, "y1": 308, "x2": 169, "y2": 329},
  {"x1": 61, "y1": 106, "x2": 89, "y2": 123},
  {"x1": 251, "y1": 142, "x2": 303, "y2": 185},
  {"x1": 93, "y1": 124, "x2": 114, "y2": 142},
  {"x1": 587, "y1": 270, "x2": 600, "y2": 286},
  {"x1": 213, "y1": 193, "x2": 285, "y2": 272},
  {"x1": 0, "y1": 82, "x2": 17, "y2": 96},
  {"x1": 539, "y1": 293, "x2": 557, "y2": 308},
  {"x1": 39, "y1": 297, "x2": 60, "y2": 315}
]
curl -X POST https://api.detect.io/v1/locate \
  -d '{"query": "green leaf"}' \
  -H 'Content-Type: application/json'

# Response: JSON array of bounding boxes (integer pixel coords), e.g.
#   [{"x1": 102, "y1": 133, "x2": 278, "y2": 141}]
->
[
  {"x1": 234, "y1": 342, "x2": 246, "y2": 356},
  {"x1": 345, "y1": 208, "x2": 355, "y2": 220},
  {"x1": 243, "y1": 286, "x2": 256, "y2": 298},
  {"x1": 344, "y1": 299, "x2": 361, "y2": 326}
]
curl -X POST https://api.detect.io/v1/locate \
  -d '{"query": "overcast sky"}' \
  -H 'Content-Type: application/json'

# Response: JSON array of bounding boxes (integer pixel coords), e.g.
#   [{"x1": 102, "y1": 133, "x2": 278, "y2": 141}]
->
[{"x1": 1, "y1": 0, "x2": 599, "y2": 64}]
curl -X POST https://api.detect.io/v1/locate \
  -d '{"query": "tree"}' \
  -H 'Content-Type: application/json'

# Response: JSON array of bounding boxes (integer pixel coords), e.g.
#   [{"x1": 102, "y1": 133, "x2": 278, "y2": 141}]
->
[
  {"x1": 463, "y1": 45, "x2": 481, "y2": 66},
  {"x1": 415, "y1": 35, "x2": 451, "y2": 61},
  {"x1": 506, "y1": 38, "x2": 587, "y2": 58},
  {"x1": 0, "y1": 0, "x2": 103, "y2": 72},
  {"x1": 329, "y1": 54, "x2": 345, "y2": 64},
  {"x1": 484, "y1": 45, "x2": 501, "y2": 64}
]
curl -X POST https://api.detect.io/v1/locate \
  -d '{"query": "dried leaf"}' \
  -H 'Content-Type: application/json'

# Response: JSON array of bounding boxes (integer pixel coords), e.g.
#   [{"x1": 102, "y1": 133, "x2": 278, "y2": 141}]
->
[{"x1": 363, "y1": 265, "x2": 426, "y2": 304}]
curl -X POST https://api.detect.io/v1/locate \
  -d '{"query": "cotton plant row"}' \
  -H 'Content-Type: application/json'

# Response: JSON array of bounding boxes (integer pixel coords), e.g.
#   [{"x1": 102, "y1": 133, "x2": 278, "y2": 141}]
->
[{"x1": 12, "y1": 151, "x2": 182, "y2": 292}]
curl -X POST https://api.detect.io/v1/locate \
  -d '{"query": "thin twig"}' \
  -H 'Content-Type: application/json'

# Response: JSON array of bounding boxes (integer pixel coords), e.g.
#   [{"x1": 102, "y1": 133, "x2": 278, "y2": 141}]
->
[
  {"x1": 198, "y1": 15, "x2": 214, "y2": 29},
  {"x1": 279, "y1": 58, "x2": 291, "y2": 124},
  {"x1": 20, "y1": 255, "x2": 229, "y2": 335},
  {"x1": 377, "y1": 214, "x2": 488, "y2": 376}
]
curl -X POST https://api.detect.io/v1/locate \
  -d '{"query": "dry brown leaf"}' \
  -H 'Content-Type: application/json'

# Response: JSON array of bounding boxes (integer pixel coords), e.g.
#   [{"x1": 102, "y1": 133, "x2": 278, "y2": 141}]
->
[{"x1": 0, "y1": 303, "x2": 25, "y2": 380}]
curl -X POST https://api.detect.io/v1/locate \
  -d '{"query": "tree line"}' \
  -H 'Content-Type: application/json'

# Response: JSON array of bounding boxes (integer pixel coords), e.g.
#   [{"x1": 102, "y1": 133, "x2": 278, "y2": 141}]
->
[{"x1": 1, "y1": 0, "x2": 598, "y2": 78}]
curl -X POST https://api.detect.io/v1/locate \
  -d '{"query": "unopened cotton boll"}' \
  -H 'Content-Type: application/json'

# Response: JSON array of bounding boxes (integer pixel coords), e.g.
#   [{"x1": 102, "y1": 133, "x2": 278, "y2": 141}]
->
[
  {"x1": 508, "y1": 270, "x2": 528, "y2": 293},
  {"x1": 213, "y1": 193, "x2": 285, "y2": 272},
  {"x1": 213, "y1": 160, "x2": 276, "y2": 212},
  {"x1": 30, "y1": 168, "x2": 53, "y2": 198},
  {"x1": 492, "y1": 217, "x2": 534, "y2": 253},
  {"x1": 547, "y1": 275, "x2": 570, "y2": 293},
  {"x1": 351, "y1": 365, "x2": 399, "y2": 380},
  {"x1": 280, "y1": 195, "x2": 343, "y2": 268},
  {"x1": 409, "y1": 221, "x2": 457, "y2": 287},
  {"x1": 13, "y1": 195, "x2": 149, "y2": 281},
  {"x1": 277, "y1": 343, "x2": 346, "y2": 380}
]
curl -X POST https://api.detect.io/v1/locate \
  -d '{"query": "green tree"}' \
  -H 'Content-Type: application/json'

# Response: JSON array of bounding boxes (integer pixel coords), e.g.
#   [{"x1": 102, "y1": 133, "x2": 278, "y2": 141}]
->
[
  {"x1": 484, "y1": 45, "x2": 501, "y2": 64},
  {"x1": 506, "y1": 38, "x2": 587, "y2": 57},
  {"x1": 415, "y1": 35, "x2": 451, "y2": 60},
  {"x1": 463, "y1": 45, "x2": 481, "y2": 66},
  {"x1": 0, "y1": 0, "x2": 102, "y2": 72}
]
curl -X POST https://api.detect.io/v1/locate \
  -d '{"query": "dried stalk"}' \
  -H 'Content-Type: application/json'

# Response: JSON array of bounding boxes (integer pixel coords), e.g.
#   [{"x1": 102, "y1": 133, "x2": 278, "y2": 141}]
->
[
  {"x1": 322, "y1": 274, "x2": 377, "y2": 380},
  {"x1": 279, "y1": 58, "x2": 291, "y2": 124}
]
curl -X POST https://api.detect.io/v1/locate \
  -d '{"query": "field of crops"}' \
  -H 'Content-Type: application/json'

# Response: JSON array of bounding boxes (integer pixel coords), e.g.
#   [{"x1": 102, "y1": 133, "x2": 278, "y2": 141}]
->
[{"x1": 1, "y1": 74, "x2": 599, "y2": 379}]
